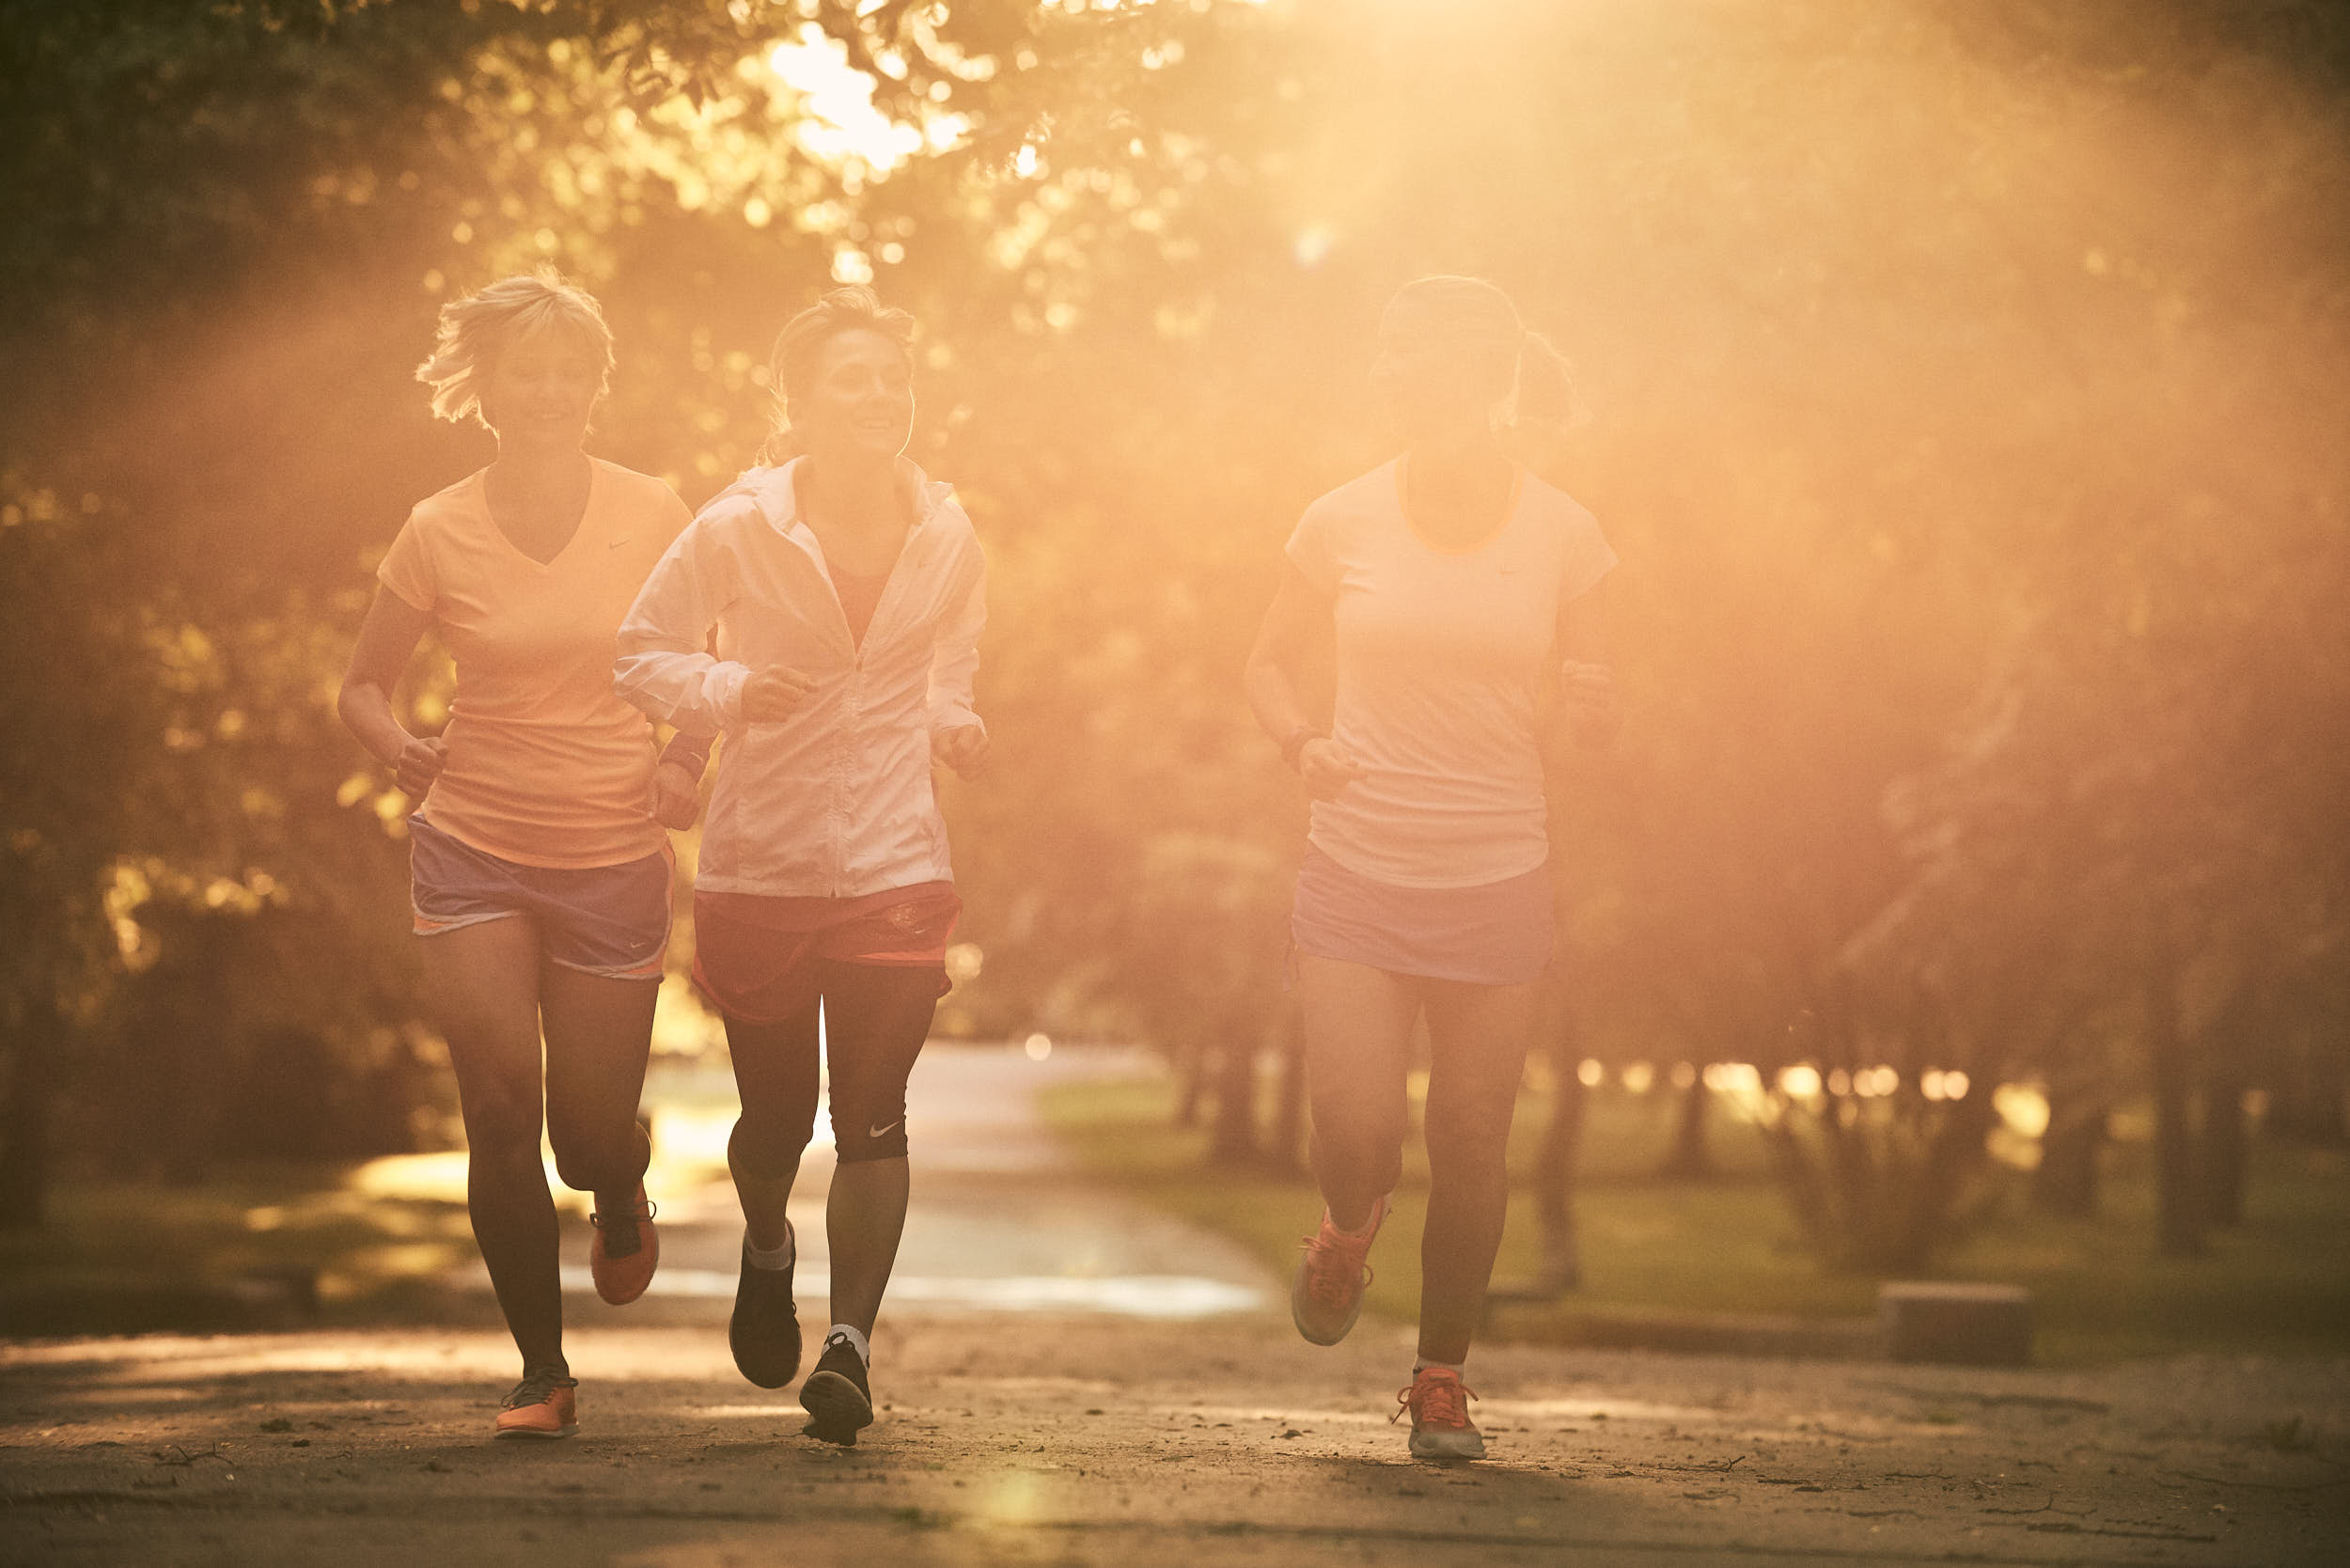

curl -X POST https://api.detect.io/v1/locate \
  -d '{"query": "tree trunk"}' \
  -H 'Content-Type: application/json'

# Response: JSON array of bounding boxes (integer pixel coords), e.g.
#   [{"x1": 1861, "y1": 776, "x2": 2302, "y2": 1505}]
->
[
  {"x1": 1528, "y1": 1046, "x2": 1587, "y2": 1292},
  {"x1": 2146, "y1": 958, "x2": 2205, "y2": 1257},
  {"x1": 0, "y1": 999, "x2": 56, "y2": 1231},
  {"x1": 2033, "y1": 1090, "x2": 2105, "y2": 1218},
  {"x1": 2199, "y1": 1067, "x2": 2248, "y2": 1230},
  {"x1": 1207, "y1": 1032, "x2": 1259, "y2": 1164},
  {"x1": 1820, "y1": 1086, "x2": 1879, "y2": 1268},
  {"x1": 1268, "y1": 1009, "x2": 1308, "y2": 1172},
  {"x1": 2193, "y1": 985, "x2": 2265, "y2": 1229},
  {"x1": 1656, "y1": 1071, "x2": 1714, "y2": 1179},
  {"x1": 1892, "y1": 1088, "x2": 1999, "y2": 1273},
  {"x1": 1763, "y1": 1107, "x2": 1834, "y2": 1254},
  {"x1": 1175, "y1": 1043, "x2": 1205, "y2": 1129},
  {"x1": 2265, "y1": 1020, "x2": 2347, "y2": 1147}
]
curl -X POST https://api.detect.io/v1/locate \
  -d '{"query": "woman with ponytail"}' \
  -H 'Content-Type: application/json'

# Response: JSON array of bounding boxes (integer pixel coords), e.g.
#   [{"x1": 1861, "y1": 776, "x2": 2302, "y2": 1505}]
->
[
  {"x1": 1244, "y1": 275, "x2": 1619, "y2": 1462},
  {"x1": 614, "y1": 286, "x2": 987, "y2": 1447}
]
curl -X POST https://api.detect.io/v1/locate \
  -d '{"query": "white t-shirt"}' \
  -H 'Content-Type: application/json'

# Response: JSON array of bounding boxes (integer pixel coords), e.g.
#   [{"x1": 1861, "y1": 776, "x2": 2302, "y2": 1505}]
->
[{"x1": 1285, "y1": 459, "x2": 1616, "y2": 888}]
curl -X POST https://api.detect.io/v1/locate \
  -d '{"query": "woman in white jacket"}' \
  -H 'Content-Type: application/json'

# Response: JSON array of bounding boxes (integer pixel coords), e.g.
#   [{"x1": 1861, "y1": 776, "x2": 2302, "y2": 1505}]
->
[{"x1": 614, "y1": 287, "x2": 987, "y2": 1446}]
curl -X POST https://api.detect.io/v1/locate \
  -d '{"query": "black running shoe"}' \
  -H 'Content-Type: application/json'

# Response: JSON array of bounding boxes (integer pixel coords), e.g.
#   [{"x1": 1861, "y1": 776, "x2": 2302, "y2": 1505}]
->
[
  {"x1": 728, "y1": 1236, "x2": 802, "y2": 1389},
  {"x1": 798, "y1": 1330, "x2": 873, "y2": 1446}
]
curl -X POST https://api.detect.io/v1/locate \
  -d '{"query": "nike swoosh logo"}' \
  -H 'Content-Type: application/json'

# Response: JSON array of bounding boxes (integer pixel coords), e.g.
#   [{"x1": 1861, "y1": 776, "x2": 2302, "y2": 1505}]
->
[
  {"x1": 867, "y1": 1120, "x2": 901, "y2": 1139},
  {"x1": 607, "y1": 537, "x2": 631, "y2": 549}
]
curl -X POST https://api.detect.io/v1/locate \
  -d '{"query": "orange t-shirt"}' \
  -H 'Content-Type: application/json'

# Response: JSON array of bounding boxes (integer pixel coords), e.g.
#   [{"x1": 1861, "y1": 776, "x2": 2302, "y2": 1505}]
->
[{"x1": 377, "y1": 459, "x2": 693, "y2": 869}]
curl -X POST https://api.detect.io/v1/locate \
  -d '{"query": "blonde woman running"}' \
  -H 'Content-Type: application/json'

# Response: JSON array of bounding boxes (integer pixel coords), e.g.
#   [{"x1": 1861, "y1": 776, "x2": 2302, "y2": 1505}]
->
[
  {"x1": 616, "y1": 286, "x2": 987, "y2": 1447},
  {"x1": 1244, "y1": 276, "x2": 1620, "y2": 1462},
  {"x1": 339, "y1": 272, "x2": 697, "y2": 1439}
]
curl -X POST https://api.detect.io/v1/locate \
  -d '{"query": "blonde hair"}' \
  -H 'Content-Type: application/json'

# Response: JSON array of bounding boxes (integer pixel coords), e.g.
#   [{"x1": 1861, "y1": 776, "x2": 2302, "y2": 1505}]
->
[
  {"x1": 415, "y1": 268, "x2": 615, "y2": 427},
  {"x1": 758, "y1": 286, "x2": 916, "y2": 463},
  {"x1": 1382, "y1": 274, "x2": 1575, "y2": 443}
]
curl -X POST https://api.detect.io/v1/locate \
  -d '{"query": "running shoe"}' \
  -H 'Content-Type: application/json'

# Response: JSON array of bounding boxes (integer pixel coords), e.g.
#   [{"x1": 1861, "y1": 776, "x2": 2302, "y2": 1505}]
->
[
  {"x1": 494, "y1": 1368, "x2": 579, "y2": 1439},
  {"x1": 728, "y1": 1231, "x2": 802, "y2": 1388},
  {"x1": 1394, "y1": 1366, "x2": 1484, "y2": 1463},
  {"x1": 1291, "y1": 1196, "x2": 1385, "y2": 1345},
  {"x1": 588, "y1": 1183, "x2": 659, "y2": 1305},
  {"x1": 798, "y1": 1330, "x2": 874, "y2": 1447}
]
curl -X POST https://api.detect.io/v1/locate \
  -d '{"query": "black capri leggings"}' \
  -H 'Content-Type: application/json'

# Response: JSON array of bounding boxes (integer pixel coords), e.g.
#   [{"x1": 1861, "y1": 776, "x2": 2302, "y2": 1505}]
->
[{"x1": 723, "y1": 959, "x2": 944, "y2": 1169}]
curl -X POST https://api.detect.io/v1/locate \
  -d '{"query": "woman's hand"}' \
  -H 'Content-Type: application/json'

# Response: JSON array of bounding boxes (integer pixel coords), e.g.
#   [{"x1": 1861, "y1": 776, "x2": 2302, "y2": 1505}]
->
[
  {"x1": 1297, "y1": 736, "x2": 1368, "y2": 801},
  {"x1": 1559, "y1": 659, "x2": 1621, "y2": 745},
  {"x1": 649, "y1": 759, "x2": 700, "y2": 830},
  {"x1": 339, "y1": 587, "x2": 443, "y2": 795},
  {"x1": 742, "y1": 666, "x2": 817, "y2": 723},
  {"x1": 932, "y1": 723, "x2": 991, "y2": 780},
  {"x1": 393, "y1": 735, "x2": 449, "y2": 797}
]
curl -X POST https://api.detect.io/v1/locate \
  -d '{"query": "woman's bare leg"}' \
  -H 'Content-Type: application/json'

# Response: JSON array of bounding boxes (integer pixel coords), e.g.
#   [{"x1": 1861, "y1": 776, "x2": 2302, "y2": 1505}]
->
[
  {"x1": 1417, "y1": 976, "x2": 1543, "y2": 1365},
  {"x1": 539, "y1": 965, "x2": 658, "y2": 1230},
  {"x1": 1293, "y1": 952, "x2": 1420, "y2": 1230},
  {"x1": 423, "y1": 916, "x2": 562, "y2": 1373}
]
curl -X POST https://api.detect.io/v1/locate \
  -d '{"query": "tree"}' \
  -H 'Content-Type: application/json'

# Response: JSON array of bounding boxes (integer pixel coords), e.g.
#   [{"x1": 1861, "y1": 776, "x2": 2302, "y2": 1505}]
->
[{"x1": 4, "y1": 1, "x2": 2344, "y2": 1270}]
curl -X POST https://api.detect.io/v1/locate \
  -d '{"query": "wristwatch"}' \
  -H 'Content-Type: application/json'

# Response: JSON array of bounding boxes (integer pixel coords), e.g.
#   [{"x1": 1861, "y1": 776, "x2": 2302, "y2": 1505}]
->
[{"x1": 660, "y1": 733, "x2": 713, "y2": 779}]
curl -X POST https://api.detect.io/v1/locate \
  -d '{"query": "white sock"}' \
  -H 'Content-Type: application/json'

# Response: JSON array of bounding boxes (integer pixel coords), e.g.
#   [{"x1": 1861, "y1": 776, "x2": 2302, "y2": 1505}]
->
[
  {"x1": 1414, "y1": 1357, "x2": 1465, "y2": 1377},
  {"x1": 744, "y1": 1222, "x2": 793, "y2": 1270},
  {"x1": 826, "y1": 1323, "x2": 872, "y2": 1367}
]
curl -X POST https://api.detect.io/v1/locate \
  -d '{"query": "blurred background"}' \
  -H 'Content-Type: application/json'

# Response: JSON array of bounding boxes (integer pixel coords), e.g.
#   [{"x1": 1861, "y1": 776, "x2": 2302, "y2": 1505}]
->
[{"x1": 2, "y1": 0, "x2": 2345, "y2": 1358}]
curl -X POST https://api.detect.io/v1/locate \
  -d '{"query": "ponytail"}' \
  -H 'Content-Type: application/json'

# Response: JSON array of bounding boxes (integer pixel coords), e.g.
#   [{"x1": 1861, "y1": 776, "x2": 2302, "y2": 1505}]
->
[
  {"x1": 1382, "y1": 275, "x2": 1579, "y2": 453},
  {"x1": 1500, "y1": 329, "x2": 1577, "y2": 460}
]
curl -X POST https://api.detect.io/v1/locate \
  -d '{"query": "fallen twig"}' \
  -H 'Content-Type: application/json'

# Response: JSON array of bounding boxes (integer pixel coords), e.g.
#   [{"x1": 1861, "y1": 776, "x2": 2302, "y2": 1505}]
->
[
  {"x1": 2160, "y1": 1468, "x2": 2347, "y2": 1493},
  {"x1": 1856, "y1": 1380, "x2": 2110, "y2": 1414},
  {"x1": 2025, "y1": 1522, "x2": 2217, "y2": 1543},
  {"x1": 149, "y1": 1445, "x2": 228, "y2": 1468}
]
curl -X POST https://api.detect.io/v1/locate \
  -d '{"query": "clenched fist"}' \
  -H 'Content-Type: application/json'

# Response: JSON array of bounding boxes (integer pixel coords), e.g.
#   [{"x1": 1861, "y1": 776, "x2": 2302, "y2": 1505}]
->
[
  {"x1": 932, "y1": 723, "x2": 991, "y2": 780},
  {"x1": 742, "y1": 666, "x2": 818, "y2": 723},
  {"x1": 395, "y1": 735, "x2": 448, "y2": 797},
  {"x1": 1296, "y1": 736, "x2": 1368, "y2": 801},
  {"x1": 649, "y1": 759, "x2": 700, "y2": 830}
]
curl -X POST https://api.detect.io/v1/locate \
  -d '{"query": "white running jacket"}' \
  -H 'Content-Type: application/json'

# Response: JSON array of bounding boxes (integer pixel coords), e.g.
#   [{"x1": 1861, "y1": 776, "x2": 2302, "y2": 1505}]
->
[{"x1": 614, "y1": 458, "x2": 985, "y2": 899}]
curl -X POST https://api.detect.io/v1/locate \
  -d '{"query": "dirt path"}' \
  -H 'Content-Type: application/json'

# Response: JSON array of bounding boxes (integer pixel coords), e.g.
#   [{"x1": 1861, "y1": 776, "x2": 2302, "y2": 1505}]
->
[
  {"x1": 7, "y1": 1318, "x2": 2348, "y2": 1566},
  {"x1": 6, "y1": 1048, "x2": 2346, "y2": 1564}
]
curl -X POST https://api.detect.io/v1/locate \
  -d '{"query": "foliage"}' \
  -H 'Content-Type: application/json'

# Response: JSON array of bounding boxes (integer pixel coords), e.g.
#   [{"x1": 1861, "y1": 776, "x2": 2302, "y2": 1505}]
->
[
  {"x1": 0, "y1": 0, "x2": 2344, "y2": 1278},
  {"x1": 0, "y1": 1162, "x2": 475, "y2": 1332}
]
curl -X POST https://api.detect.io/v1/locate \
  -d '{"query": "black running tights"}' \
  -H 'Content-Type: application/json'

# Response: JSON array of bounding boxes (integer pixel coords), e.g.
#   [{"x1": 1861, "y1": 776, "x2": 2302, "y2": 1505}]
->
[{"x1": 723, "y1": 960, "x2": 944, "y2": 1170}]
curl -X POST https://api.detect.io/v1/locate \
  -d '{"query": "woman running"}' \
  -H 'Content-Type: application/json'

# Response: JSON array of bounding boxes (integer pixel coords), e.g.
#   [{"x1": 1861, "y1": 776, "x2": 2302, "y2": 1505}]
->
[
  {"x1": 339, "y1": 271, "x2": 698, "y2": 1439},
  {"x1": 1244, "y1": 275, "x2": 1620, "y2": 1462},
  {"x1": 615, "y1": 285, "x2": 988, "y2": 1447}
]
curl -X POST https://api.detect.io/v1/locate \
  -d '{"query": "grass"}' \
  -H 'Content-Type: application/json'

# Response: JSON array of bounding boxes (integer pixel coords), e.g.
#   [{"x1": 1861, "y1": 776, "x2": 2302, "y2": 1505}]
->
[
  {"x1": 1039, "y1": 1072, "x2": 2350, "y2": 1365},
  {"x1": 0, "y1": 1162, "x2": 478, "y2": 1331},
  {"x1": 0, "y1": 1078, "x2": 738, "y2": 1336}
]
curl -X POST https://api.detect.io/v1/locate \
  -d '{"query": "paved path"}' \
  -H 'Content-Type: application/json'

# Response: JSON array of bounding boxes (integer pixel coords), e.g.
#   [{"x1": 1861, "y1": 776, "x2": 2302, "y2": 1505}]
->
[
  {"x1": 6, "y1": 1047, "x2": 2348, "y2": 1566},
  {"x1": 493, "y1": 1043, "x2": 1272, "y2": 1322}
]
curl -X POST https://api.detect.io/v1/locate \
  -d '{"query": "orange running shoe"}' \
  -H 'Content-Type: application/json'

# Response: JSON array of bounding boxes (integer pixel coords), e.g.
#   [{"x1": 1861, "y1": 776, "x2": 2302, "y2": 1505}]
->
[
  {"x1": 1394, "y1": 1366, "x2": 1484, "y2": 1463},
  {"x1": 589, "y1": 1184, "x2": 659, "y2": 1305},
  {"x1": 494, "y1": 1369, "x2": 578, "y2": 1439},
  {"x1": 1290, "y1": 1196, "x2": 1385, "y2": 1345}
]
